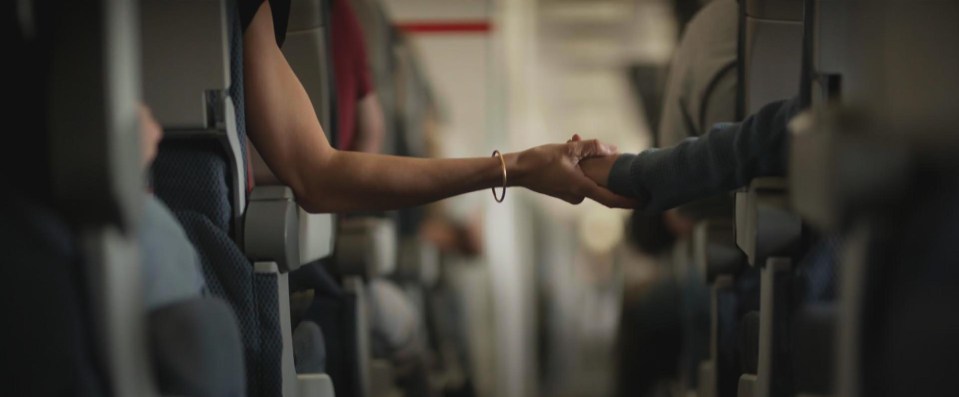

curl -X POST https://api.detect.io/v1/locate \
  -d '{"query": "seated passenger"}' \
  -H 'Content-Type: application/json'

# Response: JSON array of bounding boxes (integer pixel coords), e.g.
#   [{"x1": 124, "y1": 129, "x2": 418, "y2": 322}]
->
[
  {"x1": 658, "y1": 0, "x2": 738, "y2": 147},
  {"x1": 138, "y1": 104, "x2": 207, "y2": 308}
]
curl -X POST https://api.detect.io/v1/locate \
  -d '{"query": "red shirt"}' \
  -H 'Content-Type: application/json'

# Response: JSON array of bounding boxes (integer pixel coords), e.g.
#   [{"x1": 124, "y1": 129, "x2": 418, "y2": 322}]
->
[{"x1": 331, "y1": 0, "x2": 374, "y2": 151}]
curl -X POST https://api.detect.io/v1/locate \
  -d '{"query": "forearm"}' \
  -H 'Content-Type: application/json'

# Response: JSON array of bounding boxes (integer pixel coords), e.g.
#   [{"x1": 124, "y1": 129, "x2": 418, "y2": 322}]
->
[
  {"x1": 608, "y1": 97, "x2": 801, "y2": 212},
  {"x1": 245, "y1": 4, "x2": 503, "y2": 212},
  {"x1": 298, "y1": 150, "x2": 516, "y2": 213}
]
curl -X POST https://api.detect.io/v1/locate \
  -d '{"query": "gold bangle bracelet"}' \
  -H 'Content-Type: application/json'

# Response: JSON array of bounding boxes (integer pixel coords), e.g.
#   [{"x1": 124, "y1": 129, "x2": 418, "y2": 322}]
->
[{"x1": 491, "y1": 150, "x2": 507, "y2": 203}]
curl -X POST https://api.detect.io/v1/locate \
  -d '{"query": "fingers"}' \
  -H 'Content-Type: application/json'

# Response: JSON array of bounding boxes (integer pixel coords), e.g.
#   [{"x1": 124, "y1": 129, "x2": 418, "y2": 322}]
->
[
  {"x1": 569, "y1": 139, "x2": 617, "y2": 159},
  {"x1": 562, "y1": 195, "x2": 586, "y2": 205},
  {"x1": 577, "y1": 178, "x2": 640, "y2": 209}
]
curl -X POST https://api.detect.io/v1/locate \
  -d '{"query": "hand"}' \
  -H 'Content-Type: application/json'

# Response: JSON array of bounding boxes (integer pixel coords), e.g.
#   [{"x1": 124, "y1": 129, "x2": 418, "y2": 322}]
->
[
  {"x1": 579, "y1": 155, "x2": 619, "y2": 188},
  {"x1": 510, "y1": 136, "x2": 637, "y2": 208}
]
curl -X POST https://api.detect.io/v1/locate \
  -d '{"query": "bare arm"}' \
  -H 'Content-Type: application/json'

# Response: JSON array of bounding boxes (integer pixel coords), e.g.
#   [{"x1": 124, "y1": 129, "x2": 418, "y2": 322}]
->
[
  {"x1": 243, "y1": 2, "x2": 633, "y2": 213},
  {"x1": 353, "y1": 93, "x2": 385, "y2": 153}
]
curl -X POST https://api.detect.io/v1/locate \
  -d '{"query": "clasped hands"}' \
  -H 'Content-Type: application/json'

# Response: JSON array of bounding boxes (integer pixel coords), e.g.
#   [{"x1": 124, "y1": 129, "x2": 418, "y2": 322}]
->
[{"x1": 510, "y1": 134, "x2": 635, "y2": 209}]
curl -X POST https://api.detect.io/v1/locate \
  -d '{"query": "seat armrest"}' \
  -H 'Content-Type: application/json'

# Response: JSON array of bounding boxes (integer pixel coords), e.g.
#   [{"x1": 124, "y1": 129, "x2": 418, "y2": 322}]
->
[
  {"x1": 397, "y1": 238, "x2": 440, "y2": 287},
  {"x1": 693, "y1": 219, "x2": 745, "y2": 282},
  {"x1": 335, "y1": 218, "x2": 397, "y2": 278},
  {"x1": 246, "y1": 186, "x2": 301, "y2": 272},
  {"x1": 300, "y1": 210, "x2": 336, "y2": 264},
  {"x1": 298, "y1": 373, "x2": 336, "y2": 397},
  {"x1": 735, "y1": 178, "x2": 801, "y2": 266}
]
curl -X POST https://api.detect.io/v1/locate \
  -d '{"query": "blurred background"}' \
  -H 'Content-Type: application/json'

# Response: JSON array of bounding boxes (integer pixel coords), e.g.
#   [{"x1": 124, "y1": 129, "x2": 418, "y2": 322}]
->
[{"x1": 377, "y1": 1, "x2": 686, "y2": 396}]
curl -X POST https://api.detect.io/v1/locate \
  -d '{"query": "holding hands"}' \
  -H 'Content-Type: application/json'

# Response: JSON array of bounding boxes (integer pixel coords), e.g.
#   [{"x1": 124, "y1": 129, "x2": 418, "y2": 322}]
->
[{"x1": 511, "y1": 134, "x2": 634, "y2": 208}]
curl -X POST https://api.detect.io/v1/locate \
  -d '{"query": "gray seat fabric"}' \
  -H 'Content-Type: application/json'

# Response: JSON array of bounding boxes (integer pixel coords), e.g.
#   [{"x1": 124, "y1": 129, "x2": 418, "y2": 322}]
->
[
  {"x1": 294, "y1": 320, "x2": 328, "y2": 373},
  {"x1": 150, "y1": 297, "x2": 247, "y2": 397},
  {"x1": 175, "y1": 210, "x2": 284, "y2": 397},
  {"x1": 151, "y1": 3, "x2": 284, "y2": 396},
  {"x1": 658, "y1": 0, "x2": 739, "y2": 146},
  {"x1": 141, "y1": 195, "x2": 208, "y2": 308}
]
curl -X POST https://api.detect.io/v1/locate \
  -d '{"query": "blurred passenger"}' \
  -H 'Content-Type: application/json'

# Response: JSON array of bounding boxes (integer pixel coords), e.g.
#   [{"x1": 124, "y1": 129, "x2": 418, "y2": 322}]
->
[
  {"x1": 659, "y1": 0, "x2": 738, "y2": 147},
  {"x1": 138, "y1": 105, "x2": 207, "y2": 309},
  {"x1": 331, "y1": 0, "x2": 384, "y2": 153}
]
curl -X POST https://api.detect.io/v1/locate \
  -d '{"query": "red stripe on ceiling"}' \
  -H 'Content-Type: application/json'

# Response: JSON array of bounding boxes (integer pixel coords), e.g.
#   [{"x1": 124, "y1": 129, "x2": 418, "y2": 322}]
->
[{"x1": 396, "y1": 21, "x2": 491, "y2": 34}]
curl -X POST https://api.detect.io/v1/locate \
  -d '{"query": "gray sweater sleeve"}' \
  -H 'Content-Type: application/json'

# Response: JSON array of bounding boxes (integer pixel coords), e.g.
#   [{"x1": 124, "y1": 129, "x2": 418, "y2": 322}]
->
[{"x1": 607, "y1": 97, "x2": 801, "y2": 213}]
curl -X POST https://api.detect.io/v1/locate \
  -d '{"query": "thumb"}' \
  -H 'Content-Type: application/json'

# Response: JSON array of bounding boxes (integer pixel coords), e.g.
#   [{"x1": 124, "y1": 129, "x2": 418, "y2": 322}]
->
[{"x1": 570, "y1": 139, "x2": 617, "y2": 159}]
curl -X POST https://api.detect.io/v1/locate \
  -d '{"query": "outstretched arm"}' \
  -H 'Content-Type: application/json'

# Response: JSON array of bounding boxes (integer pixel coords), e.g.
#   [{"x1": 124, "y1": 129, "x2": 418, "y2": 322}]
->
[
  {"x1": 581, "y1": 98, "x2": 801, "y2": 213},
  {"x1": 243, "y1": 2, "x2": 634, "y2": 213}
]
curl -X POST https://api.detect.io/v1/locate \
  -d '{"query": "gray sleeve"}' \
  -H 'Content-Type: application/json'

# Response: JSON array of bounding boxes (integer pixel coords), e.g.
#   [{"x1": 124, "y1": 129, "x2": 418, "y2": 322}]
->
[
  {"x1": 607, "y1": 97, "x2": 801, "y2": 213},
  {"x1": 141, "y1": 195, "x2": 207, "y2": 309}
]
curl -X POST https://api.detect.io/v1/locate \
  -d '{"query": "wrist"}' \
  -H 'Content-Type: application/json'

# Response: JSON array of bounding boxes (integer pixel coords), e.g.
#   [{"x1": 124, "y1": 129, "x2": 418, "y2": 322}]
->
[
  {"x1": 606, "y1": 153, "x2": 637, "y2": 197},
  {"x1": 503, "y1": 151, "x2": 525, "y2": 187}
]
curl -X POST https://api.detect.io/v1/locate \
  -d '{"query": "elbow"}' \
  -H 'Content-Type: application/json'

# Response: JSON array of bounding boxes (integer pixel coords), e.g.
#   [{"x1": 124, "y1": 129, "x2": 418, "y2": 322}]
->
[
  {"x1": 286, "y1": 148, "x2": 342, "y2": 214},
  {"x1": 297, "y1": 196, "x2": 326, "y2": 214},
  {"x1": 284, "y1": 170, "x2": 329, "y2": 213},
  {"x1": 293, "y1": 184, "x2": 337, "y2": 214}
]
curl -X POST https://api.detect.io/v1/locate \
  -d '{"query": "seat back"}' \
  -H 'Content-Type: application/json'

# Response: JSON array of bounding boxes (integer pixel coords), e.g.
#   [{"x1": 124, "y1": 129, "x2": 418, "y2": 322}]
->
[
  {"x1": 4, "y1": 0, "x2": 157, "y2": 394},
  {"x1": 739, "y1": 0, "x2": 804, "y2": 114},
  {"x1": 143, "y1": 0, "x2": 247, "y2": 236},
  {"x1": 40, "y1": 0, "x2": 156, "y2": 395},
  {"x1": 142, "y1": 2, "x2": 288, "y2": 396},
  {"x1": 280, "y1": 1, "x2": 396, "y2": 396},
  {"x1": 812, "y1": 3, "x2": 959, "y2": 397}
]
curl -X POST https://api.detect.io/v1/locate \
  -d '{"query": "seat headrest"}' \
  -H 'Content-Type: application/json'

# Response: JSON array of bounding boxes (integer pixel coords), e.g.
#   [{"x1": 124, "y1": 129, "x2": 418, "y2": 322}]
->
[{"x1": 141, "y1": 0, "x2": 231, "y2": 129}]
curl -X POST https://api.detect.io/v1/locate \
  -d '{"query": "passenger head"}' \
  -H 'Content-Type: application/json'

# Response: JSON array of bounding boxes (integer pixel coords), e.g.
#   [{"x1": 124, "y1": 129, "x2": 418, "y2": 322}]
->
[{"x1": 139, "y1": 104, "x2": 162, "y2": 169}]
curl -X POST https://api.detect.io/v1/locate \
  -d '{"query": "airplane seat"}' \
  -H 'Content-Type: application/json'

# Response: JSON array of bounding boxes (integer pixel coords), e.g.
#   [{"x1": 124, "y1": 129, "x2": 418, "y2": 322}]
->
[
  {"x1": 690, "y1": 219, "x2": 747, "y2": 397},
  {"x1": 9, "y1": 2, "x2": 248, "y2": 394},
  {"x1": 294, "y1": 262, "x2": 369, "y2": 397},
  {"x1": 6, "y1": 0, "x2": 161, "y2": 395},
  {"x1": 278, "y1": 1, "x2": 413, "y2": 396},
  {"x1": 789, "y1": 3, "x2": 959, "y2": 396},
  {"x1": 645, "y1": 3, "x2": 745, "y2": 394},
  {"x1": 732, "y1": 2, "x2": 806, "y2": 396},
  {"x1": 251, "y1": 1, "x2": 343, "y2": 395},
  {"x1": 732, "y1": 178, "x2": 801, "y2": 397},
  {"x1": 142, "y1": 1, "x2": 305, "y2": 396}
]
